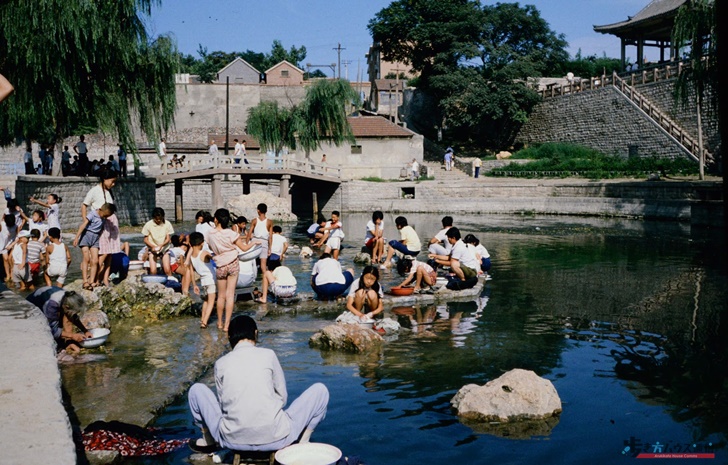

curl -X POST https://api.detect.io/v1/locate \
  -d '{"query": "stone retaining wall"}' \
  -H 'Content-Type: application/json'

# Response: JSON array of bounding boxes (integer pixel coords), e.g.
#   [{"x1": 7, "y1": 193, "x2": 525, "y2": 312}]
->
[
  {"x1": 0, "y1": 287, "x2": 76, "y2": 465},
  {"x1": 318, "y1": 180, "x2": 723, "y2": 223},
  {"x1": 15, "y1": 176, "x2": 156, "y2": 228},
  {"x1": 515, "y1": 81, "x2": 720, "y2": 164}
]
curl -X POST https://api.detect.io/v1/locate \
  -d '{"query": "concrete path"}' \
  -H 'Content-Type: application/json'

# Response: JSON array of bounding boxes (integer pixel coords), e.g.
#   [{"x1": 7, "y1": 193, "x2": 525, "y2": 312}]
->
[{"x1": 0, "y1": 284, "x2": 76, "y2": 465}]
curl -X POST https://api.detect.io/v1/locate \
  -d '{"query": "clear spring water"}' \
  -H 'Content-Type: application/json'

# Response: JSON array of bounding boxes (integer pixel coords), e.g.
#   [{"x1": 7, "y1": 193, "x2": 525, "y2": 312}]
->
[{"x1": 67, "y1": 213, "x2": 728, "y2": 464}]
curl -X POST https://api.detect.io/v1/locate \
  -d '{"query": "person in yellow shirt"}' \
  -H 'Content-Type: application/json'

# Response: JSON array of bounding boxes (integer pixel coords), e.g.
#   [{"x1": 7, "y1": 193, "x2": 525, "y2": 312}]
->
[
  {"x1": 381, "y1": 216, "x2": 421, "y2": 269},
  {"x1": 142, "y1": 207, "x2": 174, "y2": 277}
]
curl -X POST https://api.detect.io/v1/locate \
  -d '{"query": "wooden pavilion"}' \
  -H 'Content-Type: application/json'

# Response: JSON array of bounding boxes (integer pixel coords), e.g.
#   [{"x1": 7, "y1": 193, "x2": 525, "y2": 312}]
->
[{"x1": 594, "y1": 0, "x2": 688, "y2": 70}]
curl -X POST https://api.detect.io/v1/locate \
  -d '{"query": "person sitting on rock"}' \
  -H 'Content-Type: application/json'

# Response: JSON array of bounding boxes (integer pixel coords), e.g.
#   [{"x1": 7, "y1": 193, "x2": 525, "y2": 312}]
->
[
  {"x1": 26, "y1": 286, "x2": 92, "y2": 354},
  {"x1": 187, "y1": 315, "x2": 329, "y2": 454},
  {"x1": 310, "y1": 252, "x2": 354, "y2": 301},
  {"x1": 381, "y1": 216, "x2": 421, "y2": 269},
  {"x1": 364, "y1": 211, "x2": 385, "y2": 264},
  {"x1": 428, "y1": 216, "x2": 453, "y2": 256},
  {"x1": 428, "y1": 227, "x2": 479, "y2": 282},
  {"x1": 346, "y1": 265, "x2": 384, "y2": 321},
  {"x1": 257, "y1": 260, "x2": 297, "y2": 304}
]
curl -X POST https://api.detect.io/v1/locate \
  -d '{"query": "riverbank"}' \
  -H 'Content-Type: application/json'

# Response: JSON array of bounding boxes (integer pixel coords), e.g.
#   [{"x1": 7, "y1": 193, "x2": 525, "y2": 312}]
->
[{"x1": 0, "y1": 284, "x2": 76, "y2": 465}]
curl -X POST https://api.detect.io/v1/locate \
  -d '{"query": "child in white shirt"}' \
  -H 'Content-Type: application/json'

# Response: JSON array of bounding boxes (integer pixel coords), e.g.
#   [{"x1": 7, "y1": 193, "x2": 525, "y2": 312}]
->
[{"x1": 268, "y1": 225, "x2": 288, "y2": 267}]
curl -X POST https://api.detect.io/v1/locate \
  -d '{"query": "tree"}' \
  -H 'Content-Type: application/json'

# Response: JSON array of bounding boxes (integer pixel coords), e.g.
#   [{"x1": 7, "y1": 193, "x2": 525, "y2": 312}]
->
[
  {"x1": 672, "y1": 0, "x2": 717, "y2": 180},
  {"x1": 0, "y1": 0, "x2": 178, "y2": 152},
  {"x1": 247, "y1": 79, "x2": 358, "y2": 156},
  {"x1": 265, "y1": 40, "x2": 307, "y2": 70},
  {"x1": 369, "y1": 1, "x2": 569, "y2": 149}
]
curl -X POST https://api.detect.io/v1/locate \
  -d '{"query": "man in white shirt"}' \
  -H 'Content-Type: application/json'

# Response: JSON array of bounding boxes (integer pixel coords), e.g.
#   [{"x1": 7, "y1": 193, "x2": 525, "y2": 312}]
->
[
  {"x1": 188, "y1": 315, "x2": 328, "y2": 453},
  {"x1": 410, "y1": 158, "x2": 420, "y2": 181},
  {"x1": 233, "y1": 139, "x2": 242, "y2": 166},
  {"x1": 429, "y1": 227, "x2": 478, "y2": 281}
]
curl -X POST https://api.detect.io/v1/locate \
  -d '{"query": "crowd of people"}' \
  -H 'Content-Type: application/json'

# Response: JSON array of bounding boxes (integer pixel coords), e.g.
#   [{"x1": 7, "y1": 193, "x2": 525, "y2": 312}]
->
[{"x1": 21, "y1": 135, "x2": 129, "y2": 178}]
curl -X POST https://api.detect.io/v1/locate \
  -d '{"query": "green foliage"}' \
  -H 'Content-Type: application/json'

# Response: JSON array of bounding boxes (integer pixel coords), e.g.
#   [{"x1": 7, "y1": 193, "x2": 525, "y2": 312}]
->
[
  {"x1": 490, "y1": 143, "x2": 699, "y2": 179},
  {"x1": 368, "y1": 1, "x2": 569, "y2": 150},
  {"x1": 553, "y1": 50, "x2": 624, "y2": 78},
  {"x1": 247, "y1": 79, "x2": 358, "y2": 154},
  {"x1": 0, "y1": 0, "x2": 178, "y2": 150}
]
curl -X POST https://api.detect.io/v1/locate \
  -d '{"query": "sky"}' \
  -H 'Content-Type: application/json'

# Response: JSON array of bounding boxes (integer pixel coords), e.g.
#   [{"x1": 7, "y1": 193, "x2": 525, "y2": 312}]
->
[{"x1": 148, "y1": 0, "x2": 659, "y2": 79}]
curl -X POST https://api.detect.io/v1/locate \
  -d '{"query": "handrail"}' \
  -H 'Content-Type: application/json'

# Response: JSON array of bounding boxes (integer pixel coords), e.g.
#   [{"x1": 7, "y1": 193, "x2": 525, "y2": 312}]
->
[
  {"x1": 536, "y1": 60, "x2": 688, "y2": 100},
  {"x1": 143, "y1": 152, "x2": 342, "y2": 179},
  {"x1": 611, "y1": 70, "x2": 709, "y2": 163}
]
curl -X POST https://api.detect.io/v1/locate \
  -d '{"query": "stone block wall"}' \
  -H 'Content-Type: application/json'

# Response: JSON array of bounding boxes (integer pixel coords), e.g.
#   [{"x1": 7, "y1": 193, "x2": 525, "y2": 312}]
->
[
  {"x1": 515, "y1": 82, "x2": 720, "y2": 162},
  {"x1": 15, "y1": 176, "x2": 156, "y2": 228}
]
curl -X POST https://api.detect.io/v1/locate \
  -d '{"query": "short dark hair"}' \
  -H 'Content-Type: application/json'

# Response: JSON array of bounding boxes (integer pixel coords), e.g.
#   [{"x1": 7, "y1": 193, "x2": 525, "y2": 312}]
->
[
  {"x1": 332, "y1": 210, "x2": 340, "y2": 217},
  {"x1": 317, "y1": 215, "x2": 327, "y2": 224},
  {"x1": 395, "y1": 216, "x2": 408, "y2": 228},
  {"x1": 463, "y1": 234, "x2": 479, "y2": 246},
  {"x1": 189, "y1": 232, "x2": 204, "y2": 246},
  {"x1": 171, "y1": 234, "x2": 182, "y2": 247},
  {"x1": 234, "y1": 215, "x2": 247, "y2": 225},
  {"x1": 214, "y1": 208, "x2": 232, "y2": 229},
  {"x1": 372, "y1": 211, "x2": 383, "y2": 222},
  {"x1": 257, "y1": 203, "x2": 267, "y2": 214},
  {"x1": 152, "y1": 207, "x2": 165, "y2": 219},
  {"x1": 228, "y1": 315, "x2": 257, "y2": 348},
  {"x1": 445, "y1": 227, "x2": 461, "y2": 241},
  {"x1": 396, "y1": 258, "x2": 413, "y2": 276},
  {"x1": 48, "y1": 227, "x2": 61, "y2": 239},
  {"x1": 442, "y1": 216, "x2": 453, "y2": 227},
  {"x1": 30, "y1": 228, "x2": 41, "y2": 239},
  {"x1": 272, "y1": 225, "x2": 282, "y2": 233}
]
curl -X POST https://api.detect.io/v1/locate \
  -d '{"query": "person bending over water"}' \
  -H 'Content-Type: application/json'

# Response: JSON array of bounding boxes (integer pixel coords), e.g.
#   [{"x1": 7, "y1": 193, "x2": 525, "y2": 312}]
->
[{"x1": 346, "y1": 265, "x2": 383, "y2": 320}]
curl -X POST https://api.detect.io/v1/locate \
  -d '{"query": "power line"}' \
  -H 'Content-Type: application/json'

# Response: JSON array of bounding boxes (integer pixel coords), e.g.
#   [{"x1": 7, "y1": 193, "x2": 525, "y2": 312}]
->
[{"x1": 333, "y1": 43, "x2": 346, "y2": 79}]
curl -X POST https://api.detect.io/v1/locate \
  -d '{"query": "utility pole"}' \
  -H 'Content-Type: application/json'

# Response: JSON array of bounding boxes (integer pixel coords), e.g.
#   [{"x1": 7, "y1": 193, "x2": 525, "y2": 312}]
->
[
  {"x1": 392, "y1": 65, "x2": 404, "y2": 124},
  {"x1": 333, "y1": 43, "x2": 346, "y2": 79},
  {"x1": 225, "y1": 76, "x2": 230, "y2": 155},
  {"x1": 342, "y1": 60, "x2": 352, "y2": 80}
]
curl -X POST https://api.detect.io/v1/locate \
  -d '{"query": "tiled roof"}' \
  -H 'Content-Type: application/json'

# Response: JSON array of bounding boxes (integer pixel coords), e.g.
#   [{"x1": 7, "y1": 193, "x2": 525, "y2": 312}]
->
[
  {"x1": 374, "y1": 79, "x2": 404, "y2": 92},
  {"x1": 347, "y1": 116, "x2": 415, "y2": 138},
  {"x1": 594, "y1": 0, "x2": 687, "y2": 39}
]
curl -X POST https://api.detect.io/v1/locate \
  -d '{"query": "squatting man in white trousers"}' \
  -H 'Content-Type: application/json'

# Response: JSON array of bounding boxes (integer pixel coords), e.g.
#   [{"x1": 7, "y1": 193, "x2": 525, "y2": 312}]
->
[{"x1": 188, "y1": 315, "x2": 329, "y2": 453}]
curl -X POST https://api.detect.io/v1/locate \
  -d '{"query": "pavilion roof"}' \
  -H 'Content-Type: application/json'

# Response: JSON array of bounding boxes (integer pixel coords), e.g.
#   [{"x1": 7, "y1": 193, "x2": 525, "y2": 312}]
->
[{"x1": 593, "y1": 0, "x2": 687, "y2": 41}]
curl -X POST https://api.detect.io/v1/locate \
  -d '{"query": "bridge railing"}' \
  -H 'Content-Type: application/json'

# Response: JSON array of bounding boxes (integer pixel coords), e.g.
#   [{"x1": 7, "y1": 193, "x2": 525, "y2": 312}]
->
[{"x1": 142, "y1": 152, "x2": 341, "y2": 178}]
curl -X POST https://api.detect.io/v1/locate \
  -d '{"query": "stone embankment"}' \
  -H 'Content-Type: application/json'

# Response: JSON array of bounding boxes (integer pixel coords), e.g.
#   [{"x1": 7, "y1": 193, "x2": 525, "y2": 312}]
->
[{"x1": 0, "y1": 286, "x2": 76, "y2": 465}]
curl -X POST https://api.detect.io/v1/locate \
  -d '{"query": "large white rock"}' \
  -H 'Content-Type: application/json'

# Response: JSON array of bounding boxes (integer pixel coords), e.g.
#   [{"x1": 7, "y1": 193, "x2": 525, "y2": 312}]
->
[
  {"x1": 451, "y1": 368, "x2": 562, "y2": 423},
  {"x1": 227, "y1": 191, "x2": 298, "y2": 222}
]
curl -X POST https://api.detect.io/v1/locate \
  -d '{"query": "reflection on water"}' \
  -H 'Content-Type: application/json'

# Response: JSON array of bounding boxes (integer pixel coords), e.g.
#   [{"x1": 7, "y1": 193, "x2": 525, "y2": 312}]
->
[{"x1": 73, "y1": 215, "x2": 727, "y2": 464}]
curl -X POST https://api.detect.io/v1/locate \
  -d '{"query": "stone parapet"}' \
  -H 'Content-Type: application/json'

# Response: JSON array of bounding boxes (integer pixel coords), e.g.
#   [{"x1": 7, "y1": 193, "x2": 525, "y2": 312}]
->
[{"x1": 0, "y1": 287, "x2": 76, "y2": 465}]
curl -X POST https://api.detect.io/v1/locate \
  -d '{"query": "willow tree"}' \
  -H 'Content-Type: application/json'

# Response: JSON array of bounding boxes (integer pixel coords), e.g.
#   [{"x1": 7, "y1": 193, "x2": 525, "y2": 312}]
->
[
  {"x1": 672, "y1": 0, "x2": 717, "y2": 180},
  {"x1": 247, "y1": 79, "x2": 359, "y2": 156},
  {"x1": 0, "y1": 0, "x2": 178, "y2": 153}
]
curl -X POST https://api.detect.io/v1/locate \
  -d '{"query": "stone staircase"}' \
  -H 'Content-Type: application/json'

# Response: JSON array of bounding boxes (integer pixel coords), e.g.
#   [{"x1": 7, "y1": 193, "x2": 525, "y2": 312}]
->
[{"x1": 424, "y1": 161, "x2": 471, "y2": 183}]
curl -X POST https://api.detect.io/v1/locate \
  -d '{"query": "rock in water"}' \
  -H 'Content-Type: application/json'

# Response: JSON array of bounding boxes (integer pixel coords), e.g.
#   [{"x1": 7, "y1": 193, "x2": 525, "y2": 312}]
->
[
  {"x1": 80, "y1": 310, "x2": 110, "y2": 329},
  {"x1": 451, "y1": 368, "x2": 562, "y2": 423},
  {"x1": 353, "y1": 252, "x2": 372, "y2": 265},
  {"x1": 227, "y1": 191, "x2": 298, "y2": 222},
  {"x1": 309, "y1": 323, "x2": 383, "y2": 353}
]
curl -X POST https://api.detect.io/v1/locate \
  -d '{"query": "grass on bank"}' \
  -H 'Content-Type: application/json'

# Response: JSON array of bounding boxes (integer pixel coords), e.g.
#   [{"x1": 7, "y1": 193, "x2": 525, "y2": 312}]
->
[{"x1": 487, "y1": 143, "x2": 699, "y2": 179}]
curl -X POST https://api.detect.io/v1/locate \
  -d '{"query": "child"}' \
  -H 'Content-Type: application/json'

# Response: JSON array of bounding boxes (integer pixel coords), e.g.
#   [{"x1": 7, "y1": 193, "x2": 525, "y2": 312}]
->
[
  {"x1": 1, "y1": 214, "x2": 18, "y2": 282},
  {"x1": 167, "y1": 234, "x2": 188, "y2": 284},
  {"x1": 141, "y1": 207, "x2": 174, "y2": 277},
  {"x1": 307, "y1": 215, "x2": 326, "y2": 245},
  {"x1": 346, "y1": 265, "x2": 384, "y2": 320},
  {"x1": 185, "y1": 232, "x2": 216, "y2": 328},
  {"x1": 428, "y1": 216, "x2": 453, "y2": 255},
  {"x1": 258, "y1": 261, "x2": 297, "y2": 303},
  {"x1": 195, "y1": 210, "x2": 215, "y2": 242},
  {"x1": 10, "y1": 230, "x2": 30, "y2": 291},
  {"x1": 232, "y1": 215, "x2": 247, "y2": 237},
  {"x1": 396, "y1": 258, "x2": 437, "y2": 293},
  {"x1": 268, "y1": 225, "x2": 288, "y2": 269},
  {"x1": 247, "y1": 203, "x2": 273, "y2": 273},
  {"x1": 73, "y1": 202, "x2": 115, "y2": 290},
  {"x1": 45, "y1": 227, "x2": 71, "y2": 287},
  {"x1": 381, "y1": 216, "x2": 421, "y2": 269},
  {"x1": 26, "y1": 229, "x2": 46, "y2": 288},
  {"x1": 26, "y1": 210, "x2": 49, "y2": 242},
  {"x1": 208, "y1": 208, "x2": 256, "y2": 331},
  {"x1": 4, "y1": 199, "x2": 26, "y2": 232},
  {"x1": 463, "y1": 234, "x2": 491, "y2": 275},
  {"x1": 321, "y1": 211, "x2": 344, "y2": 260},
  {"x1": 29, "y1": 193, "x2": 62, "y2": 231},
  {"x1": 364, "y1": 211, "x2": 385, "y2": 264}
]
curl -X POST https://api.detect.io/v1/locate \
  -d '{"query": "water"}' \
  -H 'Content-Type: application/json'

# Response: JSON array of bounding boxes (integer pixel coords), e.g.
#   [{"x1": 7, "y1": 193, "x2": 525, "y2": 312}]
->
[{"x1": 64, "y1": 213, "x2": 728, "y2": 464}]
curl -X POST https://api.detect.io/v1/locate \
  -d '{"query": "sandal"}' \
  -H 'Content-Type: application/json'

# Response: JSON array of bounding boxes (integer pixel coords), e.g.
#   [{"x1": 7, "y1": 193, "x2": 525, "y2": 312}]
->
[
  {"x1": 200, "y1": 322, "x2": 208, "y2": 328},
  {"x1": 83, "y1": 283, "x2": 93, "y2": 290}
]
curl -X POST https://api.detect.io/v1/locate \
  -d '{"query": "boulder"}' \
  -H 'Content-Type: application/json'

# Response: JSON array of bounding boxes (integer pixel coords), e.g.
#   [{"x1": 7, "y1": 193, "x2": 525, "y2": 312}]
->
[
  {"x1": 495, "y1": 151, "x2": 512, "y2": 160},
  {"x1": 309, "y1": 323, "x2": 383, "y2": 353},
  {"x1": 451, "y1": 369, "x2": 561, "y2": 424},
  {"x1": 226, "y1": 191, "x2": 298, "y2": 222}
]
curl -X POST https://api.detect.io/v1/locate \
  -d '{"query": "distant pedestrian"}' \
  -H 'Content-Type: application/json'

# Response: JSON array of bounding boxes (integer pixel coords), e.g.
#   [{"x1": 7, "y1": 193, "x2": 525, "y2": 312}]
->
[
  {"x1": 241, "y1": 139, "x2": 249, "y2": 166},
  {"x1": 233, "y1": 139, "x2": 242, "y2": 166},
  {"x1": 410, "y1": 158, "x2": 419, "y2": 181},
  {"x1": 473, "y1": 157, "x2": 482, "y2": 178},
  {"x1": 61, "y1": 146, "x2": 72, "y2": 176},
  {"x1": 117, "y1": 144, "x2": 128, "y2": 177},
  {"x1": 23, "y1": 144, "x2": 34, "y2": 174},
  {"x1": 444, "y1": 147, "x2": 453, "y2": 171},
  {"x1": 74, "y1": 135, "x2": 89, "y2": 176},
  {"x1": 208, "y1": 139, "x2": 219, "y2": 158}
]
